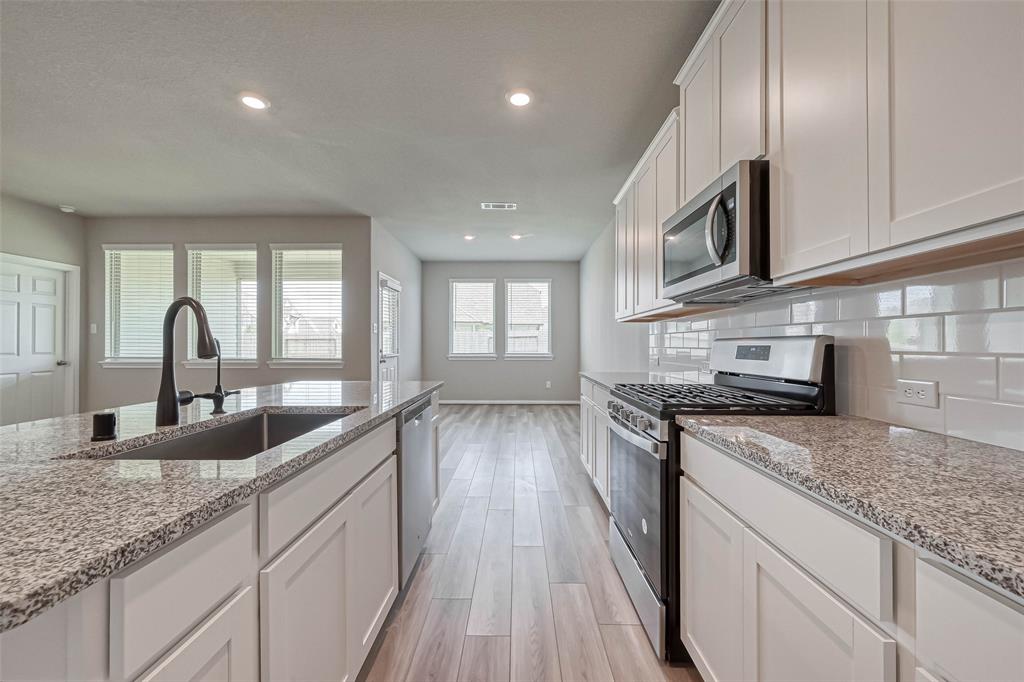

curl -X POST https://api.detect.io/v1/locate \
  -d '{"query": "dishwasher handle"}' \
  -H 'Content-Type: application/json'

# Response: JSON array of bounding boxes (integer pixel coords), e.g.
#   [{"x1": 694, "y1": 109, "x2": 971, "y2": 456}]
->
[{"x1": 403, "y1": 396, "x2": 431, "y2": 424}]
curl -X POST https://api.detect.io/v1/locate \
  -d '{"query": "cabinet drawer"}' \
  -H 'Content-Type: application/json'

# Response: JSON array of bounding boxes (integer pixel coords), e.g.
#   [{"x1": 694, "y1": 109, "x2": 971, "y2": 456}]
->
[
  {"x1": 110, "y1": 504, "x2": 254, "y2": 681},
  {"x1": 592, "y1": 385, "x2": 611, "y2": 415},
  {"x1": 682, "y1": 434, "x2": 892, "y2": 622},
  {"x1": 916, "y1": 558, "x2": 1024, "y2": 681},
  {"x1": 580, "y1": 378, "x2": 593, "y2": 402},
  {"x1": 136, "y1": 586, "x2": 257, "y2": 682},
  {"x1": 259, "y1": 420, "x2": 396, "y2": 561}
]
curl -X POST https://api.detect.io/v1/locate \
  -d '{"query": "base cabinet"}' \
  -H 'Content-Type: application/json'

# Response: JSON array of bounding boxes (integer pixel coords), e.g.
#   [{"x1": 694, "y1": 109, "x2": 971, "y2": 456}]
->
[
  {"x1": 741, "y1": 528, "x2": 896, "y2": 681},
  {"x1": 137, "y1": 587, "x2": 257, "y2": 682},
  {"x1": 592, "y1": 410, "x2": 610, "y2": 507}
]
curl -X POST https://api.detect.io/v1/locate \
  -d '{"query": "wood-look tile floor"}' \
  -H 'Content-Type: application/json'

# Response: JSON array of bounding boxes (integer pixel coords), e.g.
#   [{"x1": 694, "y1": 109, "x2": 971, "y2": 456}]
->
[{"x1": 362, "y1": 405, "x2": 702, "y2": 682}]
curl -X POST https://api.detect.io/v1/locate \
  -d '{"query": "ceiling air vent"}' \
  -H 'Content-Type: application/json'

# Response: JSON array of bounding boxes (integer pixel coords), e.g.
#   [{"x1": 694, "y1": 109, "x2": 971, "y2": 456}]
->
[{"x1": 480, "y1": 202, "x2": 517, "y2": 211}]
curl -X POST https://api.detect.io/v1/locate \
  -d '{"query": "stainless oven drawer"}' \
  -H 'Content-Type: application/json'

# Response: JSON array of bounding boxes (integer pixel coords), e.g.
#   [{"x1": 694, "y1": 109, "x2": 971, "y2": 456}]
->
[{"x1": 610, "y1": 519, "x2": 665, "y2": 658}]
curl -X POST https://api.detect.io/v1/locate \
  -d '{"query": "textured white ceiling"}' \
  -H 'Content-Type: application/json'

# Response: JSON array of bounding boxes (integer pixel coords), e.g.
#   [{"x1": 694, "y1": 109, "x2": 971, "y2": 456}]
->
[{"x1": 1, "y1": 1, "x2": 716, "y2": 260}]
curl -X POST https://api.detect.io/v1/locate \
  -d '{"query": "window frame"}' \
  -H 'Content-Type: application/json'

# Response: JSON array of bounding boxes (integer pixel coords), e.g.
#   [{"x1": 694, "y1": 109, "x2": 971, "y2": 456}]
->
[
  {"x1": 503, "y1": 278, "x2": 553, "y2": 360},
  {"x1": 184, "y1": 243, "x2": 259, "y2": 365},
  {"x1": 269, "y1": 243, "x2": 345, "y2": 368},
  {"x1": 448, "y1": 278, "x2": 497, "y2": 360},
  {"x1": 101, "y1": 243, "x2": 174, "y2": 366}
]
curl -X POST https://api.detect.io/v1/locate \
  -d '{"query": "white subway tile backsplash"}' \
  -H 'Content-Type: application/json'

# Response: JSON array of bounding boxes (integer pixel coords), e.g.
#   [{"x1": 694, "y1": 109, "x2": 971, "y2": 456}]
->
[
  {"x1": 945, "y1": 397, "x2": 1024, "y2": 450},
  {"x1": 865, "y1": 316, "x2": 943, "y2": 352},
  {"x1": 901, "y1": 354, "x2": 998, "y2": 400},
  {"x1": 837, "y1": 286, "x2": 902, "y2": 320},
  {"x1": 1000, "y1": 358, "x2": 1024, "y2": 403},
  {"x1": 904, "y1": 265, "x2": 1000, "y2": 315},
  {"x1": 944, "y1": 310, "x2": 1024, "y2": 353},
  {"x1": 648, "y1": 257, "x2": 1024, "y2": 449}
]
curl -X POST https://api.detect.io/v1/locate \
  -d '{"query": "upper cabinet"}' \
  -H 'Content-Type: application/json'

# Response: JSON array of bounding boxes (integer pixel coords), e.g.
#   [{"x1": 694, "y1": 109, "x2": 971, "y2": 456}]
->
[
  {"x1": 614, "y1": 185, "x2": 636, "y2": 318},
  {"x1": 678, "y1": 42, "x2": 716, "y2": 204}
]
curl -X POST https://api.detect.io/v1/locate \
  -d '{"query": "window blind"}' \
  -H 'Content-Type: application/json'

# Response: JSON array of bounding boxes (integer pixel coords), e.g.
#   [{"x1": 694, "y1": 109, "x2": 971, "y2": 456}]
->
[
  {"x1": 505, "y1": 280, "x2": 551, "y2": 355},
  {"x1": 450, "y1": 280, "x2": 495, "y2": 355},
  {"x1": 272, "y1": 247, "x2": 343, "y2": 360},
  {"x1": 380, "y1": 283, "x2": 399, "y2": 356},
  {"x1": 104, "y1": 246, "x2": 174, "y2": 358},
  {"x1": 187, "y1": 247, "x2": 258, "y2": 360}
]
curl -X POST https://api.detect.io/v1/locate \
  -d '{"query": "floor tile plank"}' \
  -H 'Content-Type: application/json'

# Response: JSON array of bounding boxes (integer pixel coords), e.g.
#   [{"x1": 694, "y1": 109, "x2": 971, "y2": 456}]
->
[
  {"x1": 600, "y1": 625, "x2": 701, "y2": 682},
  {"x1": 550, "y1": 583, "x2": 615, "y2": 682},
  {"x1": 467, "y1": 510, "x2": 514, "y2": 636},
  {"x1": 510, "y1": 547, "x2": 561, "y2": 682},
  {"x1": 512, "y1": 492, "x2": 544, "y2": 547},
  {"x1": 565, "y1": 506, "x2": 640, "y2": 625},
  {"x1": 435, "y1": 496, "x2": 489, "y2": 598},
  {"x1": 537, "y1": 491, "x2": 584, "y2": 583},
  {"x1": 458, "y1": 636, "x2": 511, "y2": 682},
  {"x1": 424, "y1": 477, "x2": 471, "y2": 554},
  {"x1": 405, "y1": 599, "x2": 471, "y2": 682}
]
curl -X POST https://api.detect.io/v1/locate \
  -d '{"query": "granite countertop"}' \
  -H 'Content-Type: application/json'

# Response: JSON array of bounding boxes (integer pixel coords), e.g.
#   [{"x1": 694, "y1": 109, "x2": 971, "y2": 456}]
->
[
  {"x1": 580, "y1": 369, "x2": 710, "y2": 390},
  {"x1": 0, "y1": 379, "x2": 442, "y2": 633},
  {"x1": 679, "y1": 414, "x2": 1024, "y2": 601}
]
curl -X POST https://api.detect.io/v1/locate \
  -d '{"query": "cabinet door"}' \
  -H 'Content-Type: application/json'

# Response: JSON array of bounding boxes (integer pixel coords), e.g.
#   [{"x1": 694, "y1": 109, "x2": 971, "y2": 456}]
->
[
  {"x1": 653, "y1": 120, "x2": 679, "y2": 309},
  {"x1": 742, "y1": 530, "x2": 896, "y2": 682},
  {"x1": 768, "y1": 0, "x2": 870, "y2": 276},
  {"x1": 634, "y1": 159, "x2": 658, "y2": 313},
  {"x1": 868, "y1": 0, "x2": 1024, "y2": 248},
  {"x1": 137, "y1": 587, "x2": 257, "y2": 682},
  {"x1": 715, "y1": 0, "x2": 766, "y2": 169},
  {"x1": 614, "y1": 188, "x2": 636, "y2": 318},
  {"x1": 680, "y1": 479, "x2": 745, "y2": 682},
  {"x1": 349, "y1": 456, "x2": 399, "y2": 666},
  {"x1": 579, "y1": 399, "x2": 592, "y2": 474},
  {"x1": 261, "y1": 492, "x2": 355, "y2": 682},
  {"x1": 592, "y1": 410, "x2": 610, "y2": 506},
  {"x1": 679, "y1": 41, "x2": 717, "y2": 204}
]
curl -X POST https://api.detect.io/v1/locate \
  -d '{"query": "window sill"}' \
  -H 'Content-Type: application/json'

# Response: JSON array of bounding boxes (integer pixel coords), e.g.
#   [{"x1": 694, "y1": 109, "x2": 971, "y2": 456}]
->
[
  {"x1": 181, "y1": 359, "x2": 259, "y2": 369},
  {"x1": 504, "y1": 354, "x2": 554, "y2": 360},
  {"x1": 99, "y1": 359, "x2": 161, "y2": 369},
  {"x1": 447, "y1": 354, "x2": 498, "y2": 361},
  {"x1": 267, "y1": 359, "x2": 345, "y2": 369}
]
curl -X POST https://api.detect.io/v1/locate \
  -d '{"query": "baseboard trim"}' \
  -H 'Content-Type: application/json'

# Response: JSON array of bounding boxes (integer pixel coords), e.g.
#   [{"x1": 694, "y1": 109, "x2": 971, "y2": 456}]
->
[{"x1": 439, "y1": 399, "x2": 580, "y2": 405}]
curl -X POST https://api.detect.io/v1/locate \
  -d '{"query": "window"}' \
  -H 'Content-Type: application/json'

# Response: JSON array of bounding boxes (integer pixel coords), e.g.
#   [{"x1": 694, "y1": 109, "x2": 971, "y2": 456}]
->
[
  {"x1": 380, "y1": 277, "x2": 400, "y2": 357},
  {"x1": 187, "y1": 246, "x2": 258, "y2": 360},
  {"x1": 271, "y1": 246, "x2": 343, "y2": 361},
  {"x1": 104, "y1": 245, "x2": 174, "y2": 359},
  {"x1": 505, "y1": 280, "x2": 551, "y2": 357},
  {"x1": 449, "y1": 279, "x2": 495, "y2": 357}
]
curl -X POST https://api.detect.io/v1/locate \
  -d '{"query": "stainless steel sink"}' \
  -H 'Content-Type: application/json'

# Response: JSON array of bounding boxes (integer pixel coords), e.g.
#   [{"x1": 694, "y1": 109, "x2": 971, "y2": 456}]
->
[{"x1": 110, "y1": 413, "x2": 343, "y2": 460}]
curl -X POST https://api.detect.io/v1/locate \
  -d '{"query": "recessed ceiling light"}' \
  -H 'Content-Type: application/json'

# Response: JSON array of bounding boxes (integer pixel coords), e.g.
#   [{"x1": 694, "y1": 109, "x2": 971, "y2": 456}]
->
[
  {"x1": 506, "y1": 89, "x2": 532, "y2": 107},
  {"x1": 239, "y1": 92, "x2": 270, "y2": 110},
  {"x1": 510, "y1": 234, "x2": 523, "y2": 240},
  {"x1": 464, "y1": 235, "x2": 476, "y2": 241},
  {"x1": 58, "y1": 205, "x2": 75, "y2": 213}
]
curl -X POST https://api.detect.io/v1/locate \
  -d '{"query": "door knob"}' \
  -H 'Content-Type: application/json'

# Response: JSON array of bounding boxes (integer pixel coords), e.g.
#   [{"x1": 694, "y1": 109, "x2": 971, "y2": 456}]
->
[{"x1": 56, "y1": 360, "x2": 70, "y2": 366}]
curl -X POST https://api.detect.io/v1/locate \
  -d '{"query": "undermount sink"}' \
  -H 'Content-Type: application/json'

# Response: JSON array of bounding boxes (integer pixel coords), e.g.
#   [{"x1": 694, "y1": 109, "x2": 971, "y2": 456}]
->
[{"x1": 110, "y1": 412, "x2": 344, "y2": 461}]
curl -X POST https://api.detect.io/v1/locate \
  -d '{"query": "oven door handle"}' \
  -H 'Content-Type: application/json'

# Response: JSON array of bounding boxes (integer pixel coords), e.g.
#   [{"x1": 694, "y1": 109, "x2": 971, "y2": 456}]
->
[{"x1": 609, "y1": 416, "x2": 667, "y2": 460}]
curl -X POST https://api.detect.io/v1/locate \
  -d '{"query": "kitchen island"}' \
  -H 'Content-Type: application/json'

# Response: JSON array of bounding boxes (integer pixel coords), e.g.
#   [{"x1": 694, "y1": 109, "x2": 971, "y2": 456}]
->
[{"x1": 0, "y1": 379, "x2": 442, "y2": 681}]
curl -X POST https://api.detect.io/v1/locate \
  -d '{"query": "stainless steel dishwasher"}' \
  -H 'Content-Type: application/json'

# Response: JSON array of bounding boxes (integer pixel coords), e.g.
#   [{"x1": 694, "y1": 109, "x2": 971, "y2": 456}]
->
[{"x1": 399, "y1": 396, "x2": 435, "y2": 588}]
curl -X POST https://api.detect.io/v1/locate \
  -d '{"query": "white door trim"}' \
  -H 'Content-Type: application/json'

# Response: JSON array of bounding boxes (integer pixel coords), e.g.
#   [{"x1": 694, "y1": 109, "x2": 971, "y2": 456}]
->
[{"x1": 0, "y1": 252, "x2": 81, "y2": 415}]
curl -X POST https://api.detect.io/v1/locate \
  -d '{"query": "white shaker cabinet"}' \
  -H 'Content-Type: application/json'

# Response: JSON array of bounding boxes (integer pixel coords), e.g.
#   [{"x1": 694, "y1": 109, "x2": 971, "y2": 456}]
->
[
  {"x1": 741, "y1": 529, "x2": 896, "y2": 682},
  {"x1": 634, "y1": 158, "x2": 659, "y2": 313},
  {"x1": 137, "y1": 587, "x2": 258, "y2": 682},
  {"x1": 614, "y1": 186, "x2": 636, "y2": 319},
  {"x1": 715, "y1": 0, "x2": 766, "y2": 172},
  {"x1": 867, "y1": 0, "x2": 1024, "y2": 249},
  {"x1": 678, "y1": 41, "x2": 716, "y2": 205},
  {"x1": 592, "y1": 408, "x2": 610, "y2": 507},
  {"x1": 680, "y1": 479, "x2": 745, "y2": 682},
  {"x1": 768, "y1": 0, "x2": 871, "y2": 276}
]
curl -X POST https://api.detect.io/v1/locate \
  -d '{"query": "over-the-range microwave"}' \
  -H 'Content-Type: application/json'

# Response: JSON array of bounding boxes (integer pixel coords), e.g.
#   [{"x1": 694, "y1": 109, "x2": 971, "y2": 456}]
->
[{"x1": 661, "y1": 160, "x2": 798, "y2": 305}]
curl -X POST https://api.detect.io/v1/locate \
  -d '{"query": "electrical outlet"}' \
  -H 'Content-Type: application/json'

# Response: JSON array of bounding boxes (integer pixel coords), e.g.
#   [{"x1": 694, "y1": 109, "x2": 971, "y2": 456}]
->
[
  {"x1": 545, "y1": 381, "x2": 551, "y2": 389},
  {"x1": 897, "y1": 379, "x2": 939, "y2": 408}
]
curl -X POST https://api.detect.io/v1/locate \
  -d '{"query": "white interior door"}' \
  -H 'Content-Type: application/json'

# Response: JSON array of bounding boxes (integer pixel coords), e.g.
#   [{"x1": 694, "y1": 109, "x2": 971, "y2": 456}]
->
[
  {"x1": 0, "y1": 257, "x2": 69, "y2": 425},
  {"x1": 378, "y1": 274, "x2": 401, "y2": 383}
]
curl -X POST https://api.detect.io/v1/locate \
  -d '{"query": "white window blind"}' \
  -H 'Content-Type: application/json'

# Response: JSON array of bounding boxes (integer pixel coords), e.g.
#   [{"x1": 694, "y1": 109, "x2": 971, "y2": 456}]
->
[
  {"x1": 450, "y1": 280, "x2": 495, "y2": 355},
  {"x1": 272, "y1": 246, "x2": 343, "y2": 360},
  {"x1": 104, "y1": 246, "x2": 174, "y2": 358},
  {"x1": 380, "y1": 282, "x2": 399, "y2": 356},
  {"x1": 505, "y1": 280, "x2": 551, "y2": 356},
  {"x1": 187, "y1": 246, "x2": 258, "y2": 360}
]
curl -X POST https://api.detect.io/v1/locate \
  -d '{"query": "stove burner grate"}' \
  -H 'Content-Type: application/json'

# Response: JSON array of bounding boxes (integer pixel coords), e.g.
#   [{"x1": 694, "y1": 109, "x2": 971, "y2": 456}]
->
[{"x1": 613, "y1": 382, "x2": 815, "y2": 412}]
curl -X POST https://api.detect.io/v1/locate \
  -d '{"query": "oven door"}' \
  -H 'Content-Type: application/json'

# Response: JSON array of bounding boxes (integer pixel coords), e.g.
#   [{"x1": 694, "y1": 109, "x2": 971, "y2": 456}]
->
[{"x1": 608, "y1": 415, "x2": 667, "y2": 597}]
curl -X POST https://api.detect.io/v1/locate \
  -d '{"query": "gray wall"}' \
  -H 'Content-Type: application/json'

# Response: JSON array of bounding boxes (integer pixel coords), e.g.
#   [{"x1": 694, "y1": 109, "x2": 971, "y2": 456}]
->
[
  {"x1": 0, "y1": 194, "x2": 86, "y2": 267},
  {"x1": 370, "y1": 221, "x2": 423, "y2": 386},
  {"x1": 423, "y1": 261, "x2": 579, "y2": 402},
  {"x1": 579, "y1": 220, "x2": 648, "y2": 372},
  {"x1": 83, "y1": 216, "x2": 372, "y2": 410}
]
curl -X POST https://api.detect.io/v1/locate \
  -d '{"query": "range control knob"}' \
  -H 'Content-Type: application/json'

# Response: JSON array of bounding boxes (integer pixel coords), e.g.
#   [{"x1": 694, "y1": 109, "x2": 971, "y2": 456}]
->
[
  {"x1": 635, "y1": 417, "x2": 653, "y2": 431},
  {"x1": 607, "y1": 400, "x2": 618, "y2": 414},
  {"x1": 619, "y1": 408, "x2": 634, "y2": 423}
]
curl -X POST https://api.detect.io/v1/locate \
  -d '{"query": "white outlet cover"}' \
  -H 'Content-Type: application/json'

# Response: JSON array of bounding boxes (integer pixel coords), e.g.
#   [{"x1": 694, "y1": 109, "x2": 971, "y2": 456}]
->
[{"x1": 896, "y1": 379, "x2": 939, "y2": 408}]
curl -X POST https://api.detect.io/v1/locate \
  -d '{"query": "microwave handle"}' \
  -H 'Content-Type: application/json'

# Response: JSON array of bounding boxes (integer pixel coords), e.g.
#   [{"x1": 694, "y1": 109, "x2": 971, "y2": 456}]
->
[{"x1": 704, "y1": 191, "x2": 724, "y2": 266}]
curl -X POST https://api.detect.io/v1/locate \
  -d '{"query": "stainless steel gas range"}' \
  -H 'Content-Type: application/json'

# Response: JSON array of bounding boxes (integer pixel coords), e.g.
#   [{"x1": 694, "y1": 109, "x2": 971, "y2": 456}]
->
[{"x1": 605, "y1": 335, "x2": 836, "y2": 661}]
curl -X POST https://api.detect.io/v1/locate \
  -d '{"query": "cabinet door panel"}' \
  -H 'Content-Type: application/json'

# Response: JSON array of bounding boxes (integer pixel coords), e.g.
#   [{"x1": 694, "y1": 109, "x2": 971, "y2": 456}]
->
[
  {"x1": 742, "y1": 530, "x2": 896, "y2": 682},
  {"x1": 634, "y1": 161, "x2": 658, "y2": 313},
  {"x1": 876, "y1": 0, "x2": 1024, "y2": 247},
  {"x1": 653, "y1": 121, "x2": 679, "y2": 309},
  {"x1": 350, "y1": 457, "x2": 399, "y2": 665},
  {"x1": 717, "y1": 0, "x2": 766, "y2": 169},
  {"x1": 614, "y1": 189, "x2": 636, "y2": 319},
  {"x1": 769, "y1": 0, "x2": 870, "y2": 276},
  {"x1": 261, "y1": 494, "x2": 355, "y2": 682},
  {"x1": 680, "y1": 42, "x2": 716, "y2": 203},
  {"x1": 593, "y1": 410, "x2": 609, "y2": 506},
  {"x1": 681, "y1": 479, "x2": 745, "y2": 682}
]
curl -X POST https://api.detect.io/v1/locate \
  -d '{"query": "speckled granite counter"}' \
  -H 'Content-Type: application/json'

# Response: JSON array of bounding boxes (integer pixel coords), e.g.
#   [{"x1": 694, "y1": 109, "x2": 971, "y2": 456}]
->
[
  {"x1": 0, "y1": 380, "x2": 442, "y2": 633},
  {"x1": 679, "y1": 414, "x2": 1024, "y2": 600},
  {"x1": 580, "y1": 370, "x2": 708, "y2": 390}
]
